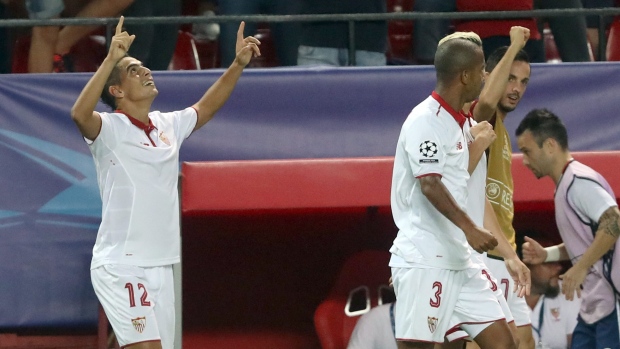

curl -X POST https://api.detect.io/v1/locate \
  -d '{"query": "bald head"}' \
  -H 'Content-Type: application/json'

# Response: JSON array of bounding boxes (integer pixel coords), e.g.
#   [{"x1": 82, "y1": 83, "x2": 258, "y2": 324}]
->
[{"x1": 435, "y1": 33, "x2": 484, "y2": 85}]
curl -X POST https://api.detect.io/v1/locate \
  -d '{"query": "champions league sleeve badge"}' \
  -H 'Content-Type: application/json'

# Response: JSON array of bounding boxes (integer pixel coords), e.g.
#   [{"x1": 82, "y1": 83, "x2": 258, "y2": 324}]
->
[{"x1": 419, "y1": 140, "x2": 439, "y2": 163}]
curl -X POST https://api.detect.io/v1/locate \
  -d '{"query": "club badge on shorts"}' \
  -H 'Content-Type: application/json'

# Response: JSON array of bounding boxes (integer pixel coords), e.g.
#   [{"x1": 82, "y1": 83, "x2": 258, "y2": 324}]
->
[
  {"x1": 132, "y1": 316, "x2": 146, "y2": 333},
  {"x1": 427, "y1": 316, "x2": 438, "y2": 333}
]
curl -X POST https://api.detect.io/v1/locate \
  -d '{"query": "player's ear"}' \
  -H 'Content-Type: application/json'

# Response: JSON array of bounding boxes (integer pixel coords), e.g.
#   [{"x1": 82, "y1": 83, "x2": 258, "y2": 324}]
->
[
  {"x1": 542, "y1": 137, "x2": 556, "y2": 153},
  {"x1": 461, "y1": 69, "x2": 469, "y2": 84},
  {"x1": 110, "y1": 86, "x2": 124, "y2": 98}
]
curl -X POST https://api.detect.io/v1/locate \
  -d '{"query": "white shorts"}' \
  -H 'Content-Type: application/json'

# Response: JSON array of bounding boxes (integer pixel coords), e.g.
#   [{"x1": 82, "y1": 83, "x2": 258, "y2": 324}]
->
[
  {"x1": 484, "y1": 254, "x2": 531, "y2": 327},
  {"x1": 482, "y1": 268, "x2": 514, "y2": 324},
  {"x1": 91, "y1": 264, "x2": 175, "y2": 348},
  {"x1": 391, "y1": 265, "x2": 505, "y2": 344}
]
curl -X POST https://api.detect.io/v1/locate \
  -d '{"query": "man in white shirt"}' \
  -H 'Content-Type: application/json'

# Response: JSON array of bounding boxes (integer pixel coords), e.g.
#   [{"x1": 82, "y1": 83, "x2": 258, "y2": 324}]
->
[
  {"x1": 389, "y1": 30, "x2": 517, "y2": 349},
  {"x1": 525, "y1": 258, "x2": 580, "y2": 349},
  {"x1": 71, "y1": 16, "x2": 260, "y2": 349}
]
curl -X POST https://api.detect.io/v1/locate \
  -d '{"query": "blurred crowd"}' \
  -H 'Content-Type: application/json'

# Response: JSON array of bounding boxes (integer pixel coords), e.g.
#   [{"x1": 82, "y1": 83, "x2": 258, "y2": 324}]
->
[{"x1": 0, "y1": 0, "x2": 618, "y2": 74}]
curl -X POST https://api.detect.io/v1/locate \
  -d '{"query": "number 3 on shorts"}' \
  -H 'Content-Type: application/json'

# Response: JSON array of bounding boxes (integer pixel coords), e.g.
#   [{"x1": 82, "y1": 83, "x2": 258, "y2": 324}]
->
[{"x1": 430, "y1": 281, "x2": 442, "y2": 307}]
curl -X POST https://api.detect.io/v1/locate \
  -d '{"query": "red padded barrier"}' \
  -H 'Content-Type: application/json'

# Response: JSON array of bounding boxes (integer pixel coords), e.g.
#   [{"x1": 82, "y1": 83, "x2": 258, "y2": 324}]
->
[
  {"x1": 513, "y1": 151, "x2": 620, "y2": 211},
  {"x1": 182, "y1": 152, "x2": 620, "y2": 215},
  {"x1": 182, "y1": 157, "x2": 394, "y2": 215}
]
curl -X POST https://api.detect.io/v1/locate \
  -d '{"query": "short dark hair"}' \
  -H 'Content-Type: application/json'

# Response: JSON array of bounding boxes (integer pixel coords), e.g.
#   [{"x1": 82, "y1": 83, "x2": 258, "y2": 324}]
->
[
  {"x1": 485, "y1": 46, "x2": 530, "y2": 73},
  {"x1": 100, "y1": 55, "x2": 128, "y2": 110},
  {"x1": 435, "y1": 35, "x2": 483, "y2": 85},
  {"x1": 515, "y1": 108, "x2": 569, "y2": 150}
]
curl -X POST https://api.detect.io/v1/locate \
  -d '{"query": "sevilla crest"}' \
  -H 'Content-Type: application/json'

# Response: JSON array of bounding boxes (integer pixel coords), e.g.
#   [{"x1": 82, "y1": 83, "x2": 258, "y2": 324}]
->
[
  {"x1": 132, "y1": 316, "x2": 146, "y2": 333},
  {"x1": 427, "y1": 316, "x2": 438, "y2": 333}
]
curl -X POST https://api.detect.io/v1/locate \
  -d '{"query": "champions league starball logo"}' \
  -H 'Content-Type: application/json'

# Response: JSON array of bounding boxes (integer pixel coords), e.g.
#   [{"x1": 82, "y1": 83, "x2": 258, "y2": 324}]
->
[{"x1": 420, "y1": 140, "x2": 438, "y2": 158}]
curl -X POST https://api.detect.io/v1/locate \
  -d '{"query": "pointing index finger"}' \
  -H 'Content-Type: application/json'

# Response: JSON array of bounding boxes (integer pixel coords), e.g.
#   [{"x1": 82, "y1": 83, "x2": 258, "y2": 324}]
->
[
  {"x1": 116, "y1": 16, "x2": 124, "y2": 36},
  {"x1": 237, "y1": 21, "x2": 245, "y2": 41}
]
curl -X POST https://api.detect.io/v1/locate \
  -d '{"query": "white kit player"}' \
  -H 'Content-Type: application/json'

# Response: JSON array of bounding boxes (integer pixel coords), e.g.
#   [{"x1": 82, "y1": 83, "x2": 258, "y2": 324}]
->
[
  {"x1": 389, "y1": 31, "x2": 517, "y2": 349},
  {"x1": 469, "y1": 26, "x2": 536, "y2": 349},
  {"x1": 462, "y1": 114, "x2": 531, "y2": 348},
  {"x1": 71, "y1": 17, "x2": 260, "y2": 349}
]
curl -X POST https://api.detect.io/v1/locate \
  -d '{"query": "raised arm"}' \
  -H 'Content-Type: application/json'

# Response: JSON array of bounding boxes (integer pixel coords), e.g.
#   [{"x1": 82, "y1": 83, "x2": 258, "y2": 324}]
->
[
  {"x1": 71, "y1": 16, "x2": 134, "y2": 140},
  {"x1": 561, "y1": 206, "x2": 620, "y2": 300},
  {"x1": 191, "y1": 21, "x2": 261, "y2": 131},
  {"x1": 420, "y1": 175, "x2": 498, "y2": 253},
  {"x1": 472, "y1": 26, "x2": 529, "y2": 122}
]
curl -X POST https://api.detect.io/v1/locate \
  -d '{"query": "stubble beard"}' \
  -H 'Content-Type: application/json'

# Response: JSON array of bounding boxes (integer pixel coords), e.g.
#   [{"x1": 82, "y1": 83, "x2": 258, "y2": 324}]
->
[
  {"x1": 544, "y1": 283, "x2": 561, "y2": 298},
  {"x1": 498, "y1": 102, "x2": 516, "y2": 115}
]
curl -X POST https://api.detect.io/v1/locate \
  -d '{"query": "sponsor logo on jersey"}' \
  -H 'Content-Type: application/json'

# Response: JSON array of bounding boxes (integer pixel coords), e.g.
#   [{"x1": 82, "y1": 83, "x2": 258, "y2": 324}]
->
[{"x1": 132, "y1": 316, "x2": 146, "y2": 333}]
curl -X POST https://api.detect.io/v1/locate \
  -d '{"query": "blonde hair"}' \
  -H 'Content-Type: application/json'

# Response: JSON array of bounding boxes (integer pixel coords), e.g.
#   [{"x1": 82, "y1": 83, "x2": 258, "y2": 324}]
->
[{"x1": 437, "y1": 31, "x2": 482, "y2": 48}]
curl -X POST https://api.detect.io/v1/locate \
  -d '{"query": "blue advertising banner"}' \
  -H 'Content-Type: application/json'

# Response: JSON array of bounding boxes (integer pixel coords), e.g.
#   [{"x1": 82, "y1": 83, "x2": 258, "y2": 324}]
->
[{"x1": 0, "y1": 63, "x2": 618, "y2": 327}]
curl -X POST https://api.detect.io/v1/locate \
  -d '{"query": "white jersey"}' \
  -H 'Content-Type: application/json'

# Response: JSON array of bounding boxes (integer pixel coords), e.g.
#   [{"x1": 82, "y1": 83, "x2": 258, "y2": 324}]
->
[
  {"x1": 463, "y1": 117, "x2": 487, "y2": 267},
  {"x1": 530, "y1": 289, "x2": 581, "y2": 349},
  {"x1": 88, "y1": 108, "x2": 197, "y2": 269},
  {"x1": 390, "y1": 92, "x2": 472, "y2": 270},
  {"x1": 463, "y1": 117, "x2": 530, "y2": 326}
]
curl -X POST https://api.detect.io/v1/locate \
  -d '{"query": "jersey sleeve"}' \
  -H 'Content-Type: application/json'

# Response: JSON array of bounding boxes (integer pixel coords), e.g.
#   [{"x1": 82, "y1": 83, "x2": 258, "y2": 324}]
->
[
  {"x1": 172, "y1": 107, "x2": 198, "y2": 142},
  {"x1": 403, "y1": 118, "x2": 446, "y2": 178},
  {"x1": 87, "y1": 112, "x2": 123, "y2": 155},
  {"x1": 567, "y1": 177, "x2": 618, "y2": 224}
]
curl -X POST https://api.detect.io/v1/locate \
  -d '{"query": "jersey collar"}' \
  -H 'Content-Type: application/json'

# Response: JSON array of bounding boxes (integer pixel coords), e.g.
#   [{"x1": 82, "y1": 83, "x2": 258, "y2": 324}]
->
[
  {"x1": 431, "y1": 91, "x2": 466, "y2": 129},
  {"x1": 116, "y1": 110, "x2": 158, "y2": 147}
]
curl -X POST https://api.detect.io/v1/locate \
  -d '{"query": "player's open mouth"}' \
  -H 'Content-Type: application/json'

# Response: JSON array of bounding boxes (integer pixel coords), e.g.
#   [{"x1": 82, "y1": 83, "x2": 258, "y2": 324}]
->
[{"x1": 143, "y1": 81, "x2": 155, "y2": 86}]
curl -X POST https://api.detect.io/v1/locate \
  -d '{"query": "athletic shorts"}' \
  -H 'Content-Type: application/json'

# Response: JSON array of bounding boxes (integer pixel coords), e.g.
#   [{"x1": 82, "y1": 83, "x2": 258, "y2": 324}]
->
[
  {"x1": 25, "y1": 0, "x2": 64, "y2": 19},
  {"x1": 484, "y1": 255, "x2": 531, "y2": 327},
  {"x1": 391, "y1": 265, "x2": 505, "y2": 344},
  {"x1": 91, "y1": 264, "x2": 175, "y2": 348}
]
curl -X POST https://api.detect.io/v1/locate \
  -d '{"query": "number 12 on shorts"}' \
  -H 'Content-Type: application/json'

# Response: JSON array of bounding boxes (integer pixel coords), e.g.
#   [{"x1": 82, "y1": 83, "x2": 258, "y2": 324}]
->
[{"x1": 125, "y1": 282, "x2": 151, "y2": 307}]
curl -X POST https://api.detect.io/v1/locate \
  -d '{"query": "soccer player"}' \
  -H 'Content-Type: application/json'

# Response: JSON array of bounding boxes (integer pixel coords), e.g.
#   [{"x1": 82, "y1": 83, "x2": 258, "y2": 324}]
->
[
  {"x1": 389, "y1": 31, "x2": 516, "y2": 349},
  {"x1": 518, "y1": 109, "x2": 620, "y2": 349},
  {"x1": 469, "y1": 26, "x2": 536, "y2": 349},
  {"x1": 71, "y1": 16, "x2": 260, "y2": 349},
  {"x1": 462, "y1": 117, "x2": 530, "y2": 349}
]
